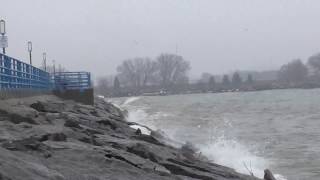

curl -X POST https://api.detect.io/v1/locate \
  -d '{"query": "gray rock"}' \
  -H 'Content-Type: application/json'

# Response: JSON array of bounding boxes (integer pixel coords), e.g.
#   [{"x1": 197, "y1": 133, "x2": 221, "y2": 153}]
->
[
  {"x1": 264, "y1": 169, "x2": 276, "y2": 180},
  {"x1": 64, "y1": 119, "x2": 81, "y2": 129},
  {"x1": 39, "y1": 133, "x2": 67, "y2": 142},
  {"x1": 0, "y1": 95, "x2": 264, "y2": 180},
  {"x1": 0, "y1": 109, "x2": 38, "y2": 125}
]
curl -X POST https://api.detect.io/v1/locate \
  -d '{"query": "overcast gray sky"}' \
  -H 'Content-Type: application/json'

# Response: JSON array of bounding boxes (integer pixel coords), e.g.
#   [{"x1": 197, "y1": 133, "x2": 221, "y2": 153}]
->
[{"x1": 1, "y1": 0, "x2": 320, "y2": 79}]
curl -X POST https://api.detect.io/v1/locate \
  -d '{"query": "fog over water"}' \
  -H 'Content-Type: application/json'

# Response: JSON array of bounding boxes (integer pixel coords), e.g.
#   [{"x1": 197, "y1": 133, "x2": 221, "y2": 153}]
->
[{"x1": 2, "y1": 0, "x2": 320, "y2": 78}]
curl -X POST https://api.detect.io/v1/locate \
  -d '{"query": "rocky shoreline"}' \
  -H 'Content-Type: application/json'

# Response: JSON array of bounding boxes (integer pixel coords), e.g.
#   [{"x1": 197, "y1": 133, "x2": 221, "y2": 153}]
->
[{"x1": 0, "y1": 95, "x2": 271, "y2": 180}]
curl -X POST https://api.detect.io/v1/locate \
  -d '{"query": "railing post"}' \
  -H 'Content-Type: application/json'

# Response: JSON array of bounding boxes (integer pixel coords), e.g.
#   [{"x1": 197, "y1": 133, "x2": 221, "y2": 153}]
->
[{"x1": 88, "y1": 72, "x2": 91, "y2": 87}]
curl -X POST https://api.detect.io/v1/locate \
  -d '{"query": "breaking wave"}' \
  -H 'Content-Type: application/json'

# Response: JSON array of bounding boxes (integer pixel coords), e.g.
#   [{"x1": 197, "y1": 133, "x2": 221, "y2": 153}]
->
[
  {"x1": 200, "y1": 138, "x2": 287, "y2": 180},
  {"x1": 122, "y1": 97, "x2": 141, "y2": 106},
  {"x1": 200, "y1": 137, "x2": 268, "y2": 178},
  {"x1": 114, "y1": 96, "x2": 287, "y2": 180}
]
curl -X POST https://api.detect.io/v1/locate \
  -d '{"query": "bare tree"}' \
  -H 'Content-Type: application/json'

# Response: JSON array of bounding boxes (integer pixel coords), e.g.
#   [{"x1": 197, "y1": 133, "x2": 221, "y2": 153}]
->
[
  {"x1": 278, "y1": 59, "x2": 308, "y2": 83},
  {"x1": 141, "y1": 58, "x2": 158, "y2": 87},
  {"x1": 222, "y1": 74, "x2": 230, "y2": 88},
  {"x1": 208, "y1": 76, "x2": 216, "y2": 91},
  {"x1": 117, "y1": 59, "x2": 137, "y2": 88},
  {"x1": 156, "y1": 53, "x2": 190, "y2": 88},
  {"x1": 308, "y1": 53, "x2": 320, "y2": 75},
  {"x1": 117, "y1": 57, "x2": 156, "y2": 90},
  {"x1": 232, "y1": 72, "x2": 242, "y2": 88}
]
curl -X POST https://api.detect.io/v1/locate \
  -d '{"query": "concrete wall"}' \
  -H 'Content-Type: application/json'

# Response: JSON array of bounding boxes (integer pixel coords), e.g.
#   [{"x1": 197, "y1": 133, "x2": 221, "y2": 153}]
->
[
  {"x1": 0, "y1": 89, "x2": 52, "y2": 100},
  {"x1": 53, "y1": 88, "x2": 94, "y2": 105},
  {"x1": 0, "y1": 88, "x2": 94, "y2": 105}
]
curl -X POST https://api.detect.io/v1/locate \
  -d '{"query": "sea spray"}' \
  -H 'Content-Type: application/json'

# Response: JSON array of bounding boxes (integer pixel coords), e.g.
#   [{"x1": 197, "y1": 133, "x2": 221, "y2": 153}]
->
[
  {"x1": 200, "y1": 136, "x2": 268, "y2": 178},
  {"x1": 111, "y1": 96, "x2": 288, "y2": 180},
  {"x1": 122, "y1": 96, "x2": 141, "y2": 106}
]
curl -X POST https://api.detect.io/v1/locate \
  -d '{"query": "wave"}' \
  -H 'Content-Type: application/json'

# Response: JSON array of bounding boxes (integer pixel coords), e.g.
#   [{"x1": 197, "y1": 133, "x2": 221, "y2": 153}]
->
[
  {"x1": 200, "y1": 136, "x2": 268, "y2": 178},
  {"x1": 122, "y1": 97, "x2": 141, "y2": 106},
  {"x1": 115, "y1": 96, "x2": 287, "y2": 180},
  {"x1": 200, "y1": 138, "x2": 287, "y2": 179}
]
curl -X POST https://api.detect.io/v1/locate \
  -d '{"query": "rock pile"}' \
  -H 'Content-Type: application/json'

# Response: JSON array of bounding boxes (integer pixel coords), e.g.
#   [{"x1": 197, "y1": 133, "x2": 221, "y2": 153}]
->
[{"x1": 0, "y1": 95, "x2": 267, "y2": 180}]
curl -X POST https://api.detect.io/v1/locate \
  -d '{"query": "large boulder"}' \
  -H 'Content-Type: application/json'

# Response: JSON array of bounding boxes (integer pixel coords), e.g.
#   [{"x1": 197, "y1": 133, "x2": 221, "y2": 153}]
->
[
  {"x1": 39, "y1": 133, "x2": 67, "y2": 142},
  {"x1": 64, "y1": 119, "x2": 81, "y2": 129},
  {"x1": 30, "y1": 101, "x2": 65, "y2": 113},
  {"x1": 127, "y1": 143, "x2": 163, "y2": 163},
  {"x1": 264, "y1": 169, "x2": 276, "y2": 180}
]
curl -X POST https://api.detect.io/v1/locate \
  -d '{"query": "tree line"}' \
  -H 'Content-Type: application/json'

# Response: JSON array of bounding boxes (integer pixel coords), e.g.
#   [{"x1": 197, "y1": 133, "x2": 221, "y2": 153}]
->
[
  {"x1": 116, "y1": 53, "x2": 190, "y2": 90},
  {"x1": 277, "y1": 53, "x2": 320, "y2": 86},
  {"x1": 96, "y1": 53, "x2": 190, "y2": 96},
  {"x1": 96, "y1": 52, "x2": 320, "y2": 97}
]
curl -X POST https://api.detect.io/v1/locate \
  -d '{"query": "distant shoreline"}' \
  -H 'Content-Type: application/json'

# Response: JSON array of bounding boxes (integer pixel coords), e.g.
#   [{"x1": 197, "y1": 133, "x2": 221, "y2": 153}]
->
[{"x1": 104, "y1": 86, "x2": 320, "y2": 98}]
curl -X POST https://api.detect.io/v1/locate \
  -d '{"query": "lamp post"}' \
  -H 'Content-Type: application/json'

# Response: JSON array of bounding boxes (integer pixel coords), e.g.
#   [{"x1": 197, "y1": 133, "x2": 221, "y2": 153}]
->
[
  {"x1": 53, "y1": 59, "x2": 56, "y2": 75},
  {"x1": 27, "y1": 41, "x2": 32, "y2": 65},
  {"x1": 43, "y1": 52, "x2": 47, "y2": 71},
  {"x1": 0, "y1": 20, "x2": 7, "y2": 54}
]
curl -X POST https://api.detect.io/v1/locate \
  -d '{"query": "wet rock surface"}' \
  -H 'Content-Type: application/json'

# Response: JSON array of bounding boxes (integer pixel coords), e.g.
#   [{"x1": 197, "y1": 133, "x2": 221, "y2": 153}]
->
[{"x1": 0, "y1": 95, "x2": 262, "y2": 180}]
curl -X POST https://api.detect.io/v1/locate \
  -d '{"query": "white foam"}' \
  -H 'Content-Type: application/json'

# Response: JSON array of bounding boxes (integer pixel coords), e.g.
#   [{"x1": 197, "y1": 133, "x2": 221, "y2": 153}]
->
[
  {"x1": 127, "y1": 108, "x2": 157, "y2": 129},
  {"x1": 200, "y1": 136, "x2": 269, "y2": 178},
  {"x1": 127, "y1": 108, "x2": 147, "y2": 122},
  {"x1": 114, "y1": 96, "x2": 288, "y2": 180},
  {"x1": 122, "y1": 97, "x2": 141, "y2": 106},
  {"x1": 129, "y1": 125, "x2": 151, "y2": 135},
  {"x1": 200, "y1": 137, "x2": 288, "y2": 179},
  {"x1": 97, "y1": 95, "x2": 105, "y2": 99},
  {"x1": 274, "y1": 174, "x2": 288, "y2": 180}
]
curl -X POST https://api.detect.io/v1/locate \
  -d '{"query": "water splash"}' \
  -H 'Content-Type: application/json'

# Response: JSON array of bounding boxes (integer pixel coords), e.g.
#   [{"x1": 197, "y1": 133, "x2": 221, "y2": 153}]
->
[
  {"x1": 114, "y1": 96, "x2": 288, "y2": 180},
  {"x1": 129, "y1": 125, "x2": 151, "y2": 135},
  {"x1": 122, "y1": 97, "x2": 141, "y2": 106},
  {"x1": 200, "y1": 136, "x2": 268, "y2": 178}
]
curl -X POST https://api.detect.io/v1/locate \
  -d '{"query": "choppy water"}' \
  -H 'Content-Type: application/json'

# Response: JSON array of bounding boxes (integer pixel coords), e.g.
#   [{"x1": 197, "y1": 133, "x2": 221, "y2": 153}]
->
[{"x1": 110, "y1": 89, "x2": 320, "y2": 180}]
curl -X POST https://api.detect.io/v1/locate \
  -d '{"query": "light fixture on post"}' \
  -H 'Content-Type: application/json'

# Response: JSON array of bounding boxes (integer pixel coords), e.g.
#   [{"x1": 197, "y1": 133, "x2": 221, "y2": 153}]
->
[
  {"x1": 27, "y1": 41, "x2": 32, "y2": 65},
  {"x1": 0, "y1": 20, "x2": 8, "y2": 54},
  {"x1": 0, "y1": 20, "x2": 6, "y2": 35}
]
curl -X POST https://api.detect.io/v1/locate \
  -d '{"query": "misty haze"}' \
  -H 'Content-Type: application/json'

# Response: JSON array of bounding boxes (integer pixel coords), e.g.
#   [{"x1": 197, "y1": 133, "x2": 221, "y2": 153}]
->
[{"x1": 1, "y1": 1, "x2": 320, "y2": 180}]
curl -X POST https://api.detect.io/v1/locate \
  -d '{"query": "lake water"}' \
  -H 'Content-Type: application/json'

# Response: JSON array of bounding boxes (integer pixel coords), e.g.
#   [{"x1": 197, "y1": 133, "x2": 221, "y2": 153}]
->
[{"x1": 110, "y1": 89, "x2": 320, "y2": 180}]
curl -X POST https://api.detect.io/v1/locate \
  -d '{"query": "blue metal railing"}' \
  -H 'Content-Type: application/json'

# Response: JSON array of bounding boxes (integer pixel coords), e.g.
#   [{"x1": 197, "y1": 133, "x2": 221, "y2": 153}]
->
[
  {"x1": 53, "y1": 71, "x2": 91, "y2": 90},
  {"x1": 0, "y1": 53, "x2": 51, "y2": 89},
  {"x1": 0, "y1": 53, "x2": 91, "y2": 92}
]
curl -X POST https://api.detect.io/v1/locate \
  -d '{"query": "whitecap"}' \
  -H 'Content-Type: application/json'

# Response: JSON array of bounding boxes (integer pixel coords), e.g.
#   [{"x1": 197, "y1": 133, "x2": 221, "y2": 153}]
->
[
  {"x1": 122, "y1": 97, "x2": 141, "y2": 106},
  {"x1": 200, "y1": 136, "x2": 269, "y2": 178}
]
